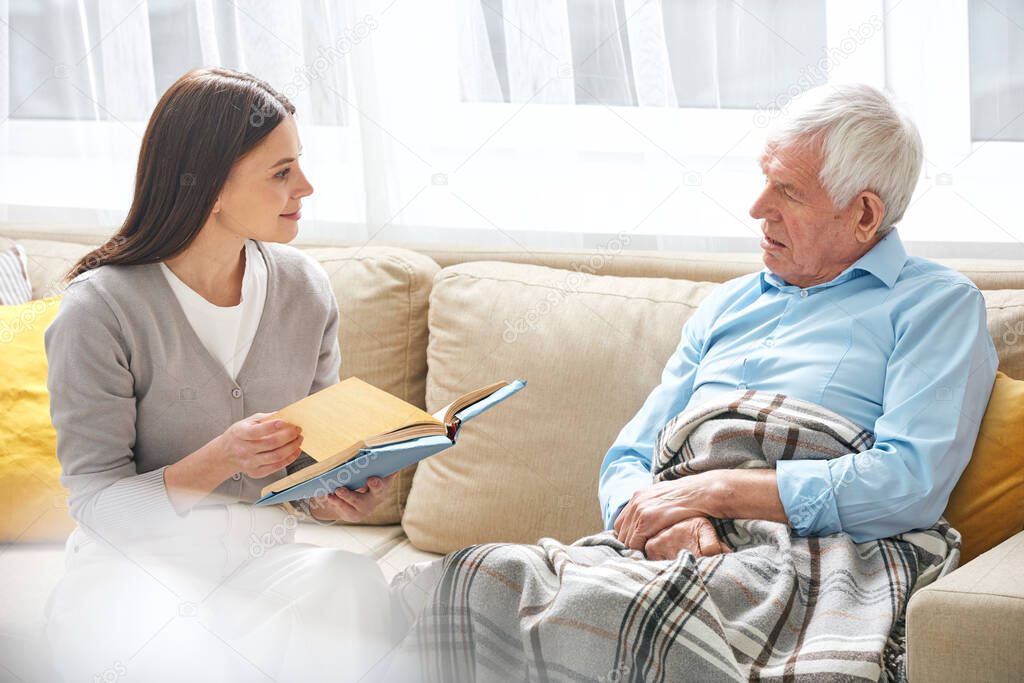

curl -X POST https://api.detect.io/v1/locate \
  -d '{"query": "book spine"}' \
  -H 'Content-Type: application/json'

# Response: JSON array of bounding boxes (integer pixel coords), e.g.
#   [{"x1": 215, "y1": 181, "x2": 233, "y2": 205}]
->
[{"x1": 446, "y1": 417, "x2": 461, "y2": 442}]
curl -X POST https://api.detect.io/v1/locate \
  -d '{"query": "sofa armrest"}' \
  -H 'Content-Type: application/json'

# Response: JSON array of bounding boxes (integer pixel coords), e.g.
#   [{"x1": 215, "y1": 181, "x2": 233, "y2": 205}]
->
[{"x1": 906, "y1": 531, "x2": 1024, "y2": 682}]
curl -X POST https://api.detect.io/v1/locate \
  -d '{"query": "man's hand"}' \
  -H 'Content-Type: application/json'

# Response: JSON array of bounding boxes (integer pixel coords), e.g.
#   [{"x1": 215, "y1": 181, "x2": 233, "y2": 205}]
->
[
  {"x1": 306, "y1": 473, "x2": 397, "y2": 523},
  {"x1": 614, "y1": 470, "x2": 789, "y2": 552},
  {"x1": 644, "y1": 517, "x2": 732, "y2": 561},
  {"x1": 614, "y1": 472, "x2": 720, "y2": 551}
]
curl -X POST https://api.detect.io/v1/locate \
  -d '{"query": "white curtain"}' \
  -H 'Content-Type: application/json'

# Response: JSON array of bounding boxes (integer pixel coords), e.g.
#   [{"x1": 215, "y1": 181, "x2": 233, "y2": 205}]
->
[
  {"x1": 344, "y1": 0, "x2": 832, "y2": 250},
  {"x1": 968, "y1": 0, "x2": 1024, "y2": 141},
  {"x1": 1, "y1": 0, "x2": 363, "y2": 233},
  {"x1": 10, "y1": 0, "x2": 1014, "y2": 253},
  {"x1": 0, "y1": 0, "x2": 850, "y2": 249},
  {"x1": 4, "y1": 0, "x2": 350, "y2": 124},
  {"x1": 458, "y1": 0, "x2": 828, "y2": 110},
  {"x1": 0, "y1": 0, "x2": 833, "y2": 246},
  {"x1": 625, "y1": 0, "x2": 678, "y2": 108}
]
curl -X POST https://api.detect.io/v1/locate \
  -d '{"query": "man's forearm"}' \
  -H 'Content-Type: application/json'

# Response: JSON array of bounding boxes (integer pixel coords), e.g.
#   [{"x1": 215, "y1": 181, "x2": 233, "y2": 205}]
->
[{"x1": 709, "y1": 469, "x2": 790, "y2": 526}]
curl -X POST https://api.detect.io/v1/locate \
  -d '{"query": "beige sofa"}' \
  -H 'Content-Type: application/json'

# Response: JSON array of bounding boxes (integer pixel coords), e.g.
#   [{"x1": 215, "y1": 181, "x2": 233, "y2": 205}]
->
[{"x1": 1, "y1": 229, "x2": 1022, "y2": 682}]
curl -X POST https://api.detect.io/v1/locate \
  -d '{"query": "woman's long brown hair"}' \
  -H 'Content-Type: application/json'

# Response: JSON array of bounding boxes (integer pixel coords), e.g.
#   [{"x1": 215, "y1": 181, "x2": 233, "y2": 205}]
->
[{"x1": 63, "y1": 67, "x2": 295, "y2": 283}]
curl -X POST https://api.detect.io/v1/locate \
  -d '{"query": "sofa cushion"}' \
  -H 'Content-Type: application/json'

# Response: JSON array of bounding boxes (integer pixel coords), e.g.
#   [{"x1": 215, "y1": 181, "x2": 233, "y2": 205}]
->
[
  {"x1": 983, "y1": 289, "x2": 1024, "y2": 380},
  {"x1": 0, "y1": 295, "x2": 76, "y2": 542},
  {"x1": 298, "y1": 247, "x2": 439, "y2": 524},
  {"x1": 377, "y1": 537, "x2": 443, "y2": 581},
  {"x1": 292, "y1": 521, "x2": 405, "y2": 559},
  {"x1": 943, "y1": 372, "x2": 1024, "y2": 563},
  {"x1": 402, "y1": 262, "x2": 717, "y2": 553},
  {"x1": 0, "y1": 244, "x2": 32, "y2": 305},
  {"x1": 6, "y1": 239, "x2": 94, "y2": 299}
]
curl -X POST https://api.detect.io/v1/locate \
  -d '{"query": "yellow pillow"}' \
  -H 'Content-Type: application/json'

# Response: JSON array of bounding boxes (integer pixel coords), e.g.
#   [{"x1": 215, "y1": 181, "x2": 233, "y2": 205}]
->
[
  {"x1": 0, "y1": 295, "x2": 75, "y2": 542},
  {"x1": 944, "y1": 371, "x2": 1024, "y2": 564}
]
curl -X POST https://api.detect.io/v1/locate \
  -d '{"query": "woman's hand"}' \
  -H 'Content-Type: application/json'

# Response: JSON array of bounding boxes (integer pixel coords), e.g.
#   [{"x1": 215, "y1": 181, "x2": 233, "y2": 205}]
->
[
  {"x1": 218, "y1": 412, "x2": 303, "y2": 479},
  {"x1": 644, "y1": 517, "x2": 732, "y2": 561},
  {"x1": 613, "y1": 472, "x2": 721, "y2": 551},
  {"x1": 305, "y1": 473, "x2": 398, "y2": 523}
]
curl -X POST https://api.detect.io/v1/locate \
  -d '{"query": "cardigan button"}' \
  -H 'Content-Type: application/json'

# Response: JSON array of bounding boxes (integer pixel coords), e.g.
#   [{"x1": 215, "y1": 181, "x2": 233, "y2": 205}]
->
[
  {"x1": 232, "y1": 473, "x2": 242, "y2": 481},
  {"x1": 231, "y1": 388, "x2": 242, "y2": 399}
]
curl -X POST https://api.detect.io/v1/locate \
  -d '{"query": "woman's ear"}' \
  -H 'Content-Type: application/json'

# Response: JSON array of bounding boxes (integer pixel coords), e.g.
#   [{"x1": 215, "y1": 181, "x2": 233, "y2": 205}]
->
[
  {"x1": 211, "y1": 197, "x2": 222, "y2": 215},
  {"x1": 854, "y1": 191, "x2": 885, "y2": 244}
]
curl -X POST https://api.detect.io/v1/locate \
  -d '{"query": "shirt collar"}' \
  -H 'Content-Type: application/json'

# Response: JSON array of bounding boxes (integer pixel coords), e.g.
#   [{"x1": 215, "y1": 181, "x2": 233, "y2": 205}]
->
[{"x1": 759, "y1": 229, "x2": 908, "y2": 293}]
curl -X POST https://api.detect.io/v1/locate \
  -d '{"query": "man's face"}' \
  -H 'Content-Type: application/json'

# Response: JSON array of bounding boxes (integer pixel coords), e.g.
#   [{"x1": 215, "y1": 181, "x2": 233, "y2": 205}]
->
[{"x1": 749, "y1": 142, "x2": 868, "y2": 288}]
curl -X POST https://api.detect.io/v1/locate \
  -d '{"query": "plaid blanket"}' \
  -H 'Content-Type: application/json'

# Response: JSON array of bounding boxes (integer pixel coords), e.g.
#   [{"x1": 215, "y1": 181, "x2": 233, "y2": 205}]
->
[{"x1": 392, "y1": 390, "x2": 960, "y2": 682}]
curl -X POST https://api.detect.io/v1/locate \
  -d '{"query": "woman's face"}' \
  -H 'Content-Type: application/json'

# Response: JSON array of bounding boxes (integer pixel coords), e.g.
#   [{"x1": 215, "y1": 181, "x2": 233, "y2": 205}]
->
[{"x1": 213, "y1": 113, "x2": 313, "y2": 243}]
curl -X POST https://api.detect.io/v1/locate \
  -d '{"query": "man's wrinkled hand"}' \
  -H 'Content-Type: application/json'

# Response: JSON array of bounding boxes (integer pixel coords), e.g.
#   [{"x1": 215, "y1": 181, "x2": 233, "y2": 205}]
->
[
  {"x1": 306, "y1": 473, "x2": 397, "y2": 523},
  {"x1": 613, "y1": 472, "x2": 719, "y2": 551},
  {"x1": 644, "y1": 517, "x2": 733, "y2": 561}
]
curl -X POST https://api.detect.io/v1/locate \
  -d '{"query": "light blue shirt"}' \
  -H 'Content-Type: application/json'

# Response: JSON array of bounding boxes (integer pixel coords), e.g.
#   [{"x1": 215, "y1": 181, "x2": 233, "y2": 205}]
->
[{"x1": 599, "y1": 230, "x2": 998, "y2": 543}]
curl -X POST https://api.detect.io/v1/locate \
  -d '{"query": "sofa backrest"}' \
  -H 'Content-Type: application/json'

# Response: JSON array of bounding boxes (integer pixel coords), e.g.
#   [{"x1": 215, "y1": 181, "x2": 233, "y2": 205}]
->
[
  {"x1": 7, "y1": 231, "x2": 1022, "y2": 379},
  {"x1": 6, "y1": 228, "x2": 1024, "y2": 290},
  {"x1": 409, "y1": 244, "x2": 1024, "y2": 292}
]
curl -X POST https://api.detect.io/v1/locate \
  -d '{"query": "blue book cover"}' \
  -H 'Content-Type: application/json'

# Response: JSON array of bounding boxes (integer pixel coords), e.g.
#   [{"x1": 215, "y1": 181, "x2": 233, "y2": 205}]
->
[{"x1": 256, "y1": 379, "x2": 525, "y2": 506}]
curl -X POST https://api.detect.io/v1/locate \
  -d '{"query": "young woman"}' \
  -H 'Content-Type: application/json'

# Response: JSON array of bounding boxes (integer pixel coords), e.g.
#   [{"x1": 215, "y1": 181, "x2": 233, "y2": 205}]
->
[{"x1": 43, "y1": 68, "x2": 397, "y2": 682}]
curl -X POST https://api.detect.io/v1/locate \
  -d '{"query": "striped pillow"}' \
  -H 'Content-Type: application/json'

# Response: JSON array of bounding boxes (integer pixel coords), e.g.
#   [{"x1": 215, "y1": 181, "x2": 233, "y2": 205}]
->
[{"x1": 0, "y1": 244, "x2": 32, "y2": 305}]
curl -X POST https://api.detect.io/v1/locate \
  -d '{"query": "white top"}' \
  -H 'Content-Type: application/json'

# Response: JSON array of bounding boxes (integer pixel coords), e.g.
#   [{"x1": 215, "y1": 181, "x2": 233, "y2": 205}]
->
[{"x1": 159, "y1": 239, "x2": 268, "y2": 381}]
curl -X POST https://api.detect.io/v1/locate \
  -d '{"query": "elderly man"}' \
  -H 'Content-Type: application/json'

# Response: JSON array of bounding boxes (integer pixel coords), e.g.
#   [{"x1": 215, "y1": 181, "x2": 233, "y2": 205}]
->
[
  {"x1": 602, "y1": 83, "x2": 997, "y2": 560},
  {"x1": 392, "y1": 84, "x2": 999, "y2": 683}
]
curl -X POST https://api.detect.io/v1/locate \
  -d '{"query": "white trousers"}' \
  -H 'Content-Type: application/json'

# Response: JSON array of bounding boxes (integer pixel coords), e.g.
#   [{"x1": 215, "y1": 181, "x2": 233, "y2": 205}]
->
[{"x1": 44, "y1": 504, "x2": 394, "y2": 683}]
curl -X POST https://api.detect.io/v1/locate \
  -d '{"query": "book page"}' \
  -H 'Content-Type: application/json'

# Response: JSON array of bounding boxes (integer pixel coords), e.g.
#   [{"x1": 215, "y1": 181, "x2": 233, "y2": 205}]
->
[
  {"x1": 441, "y1": 381, "x2": 509, "y2": 424},
  {"x1": 258, "y1": 377, "x2": 444, "y2": 462}
]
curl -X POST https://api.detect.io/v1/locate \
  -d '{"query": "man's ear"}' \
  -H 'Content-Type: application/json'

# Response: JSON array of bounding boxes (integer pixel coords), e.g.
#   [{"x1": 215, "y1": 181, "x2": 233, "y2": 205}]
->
[{"x1": 853, "y1": 191, "x2": 885, "y2": 243}]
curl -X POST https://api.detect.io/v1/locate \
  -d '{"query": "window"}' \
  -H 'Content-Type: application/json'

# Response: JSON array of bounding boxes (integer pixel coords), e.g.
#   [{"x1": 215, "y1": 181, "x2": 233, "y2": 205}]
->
[
  {"x1": 969, "y1": 0, "x2": 1024, "y2": 142},
  {"x1": 3, "y1": 0, "x2": 1022, "y2": 256},
  {"x1": 2, "y1": 0, "x2": 366, "y2": 237},
  {"x1": 466, "y1": 0, "x2": 830, "y2": 110}
]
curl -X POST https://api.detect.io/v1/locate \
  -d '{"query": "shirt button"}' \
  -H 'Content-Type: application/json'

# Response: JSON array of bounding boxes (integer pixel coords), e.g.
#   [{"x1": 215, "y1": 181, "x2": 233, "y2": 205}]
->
[
  {"x1": 231, "y1": 388, "x2": 242, "y2": 399},
  {"x1": 738, "y1": 383, "x2": 748, "y2": 390},
  {"x1": 764, "y1": 338, "x2": 774, "y2": 347},
  {"x1": 800, "y1": 289, "x2": 808, "y2": 298},
  {"x1": 232, "y1": 473, "x2": 242, "y2": 481}
]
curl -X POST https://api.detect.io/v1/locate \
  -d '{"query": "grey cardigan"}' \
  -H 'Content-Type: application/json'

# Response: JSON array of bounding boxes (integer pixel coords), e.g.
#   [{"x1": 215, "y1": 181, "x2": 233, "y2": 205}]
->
[{"x1": 44, "y1": 240, "x2": 340, "y2": 543}]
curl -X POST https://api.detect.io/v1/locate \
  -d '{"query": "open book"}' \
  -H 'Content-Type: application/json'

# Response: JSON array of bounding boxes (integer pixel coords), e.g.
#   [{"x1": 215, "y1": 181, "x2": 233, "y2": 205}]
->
[{"x1": 254, "y1": 376, "x2": 526, "y2": 506}]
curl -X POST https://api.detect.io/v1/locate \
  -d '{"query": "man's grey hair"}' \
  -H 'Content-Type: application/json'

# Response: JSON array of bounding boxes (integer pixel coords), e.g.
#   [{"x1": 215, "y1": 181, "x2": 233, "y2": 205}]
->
[{"x1": 766, "y1": 83, "x2": 923, "y2": 236}]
